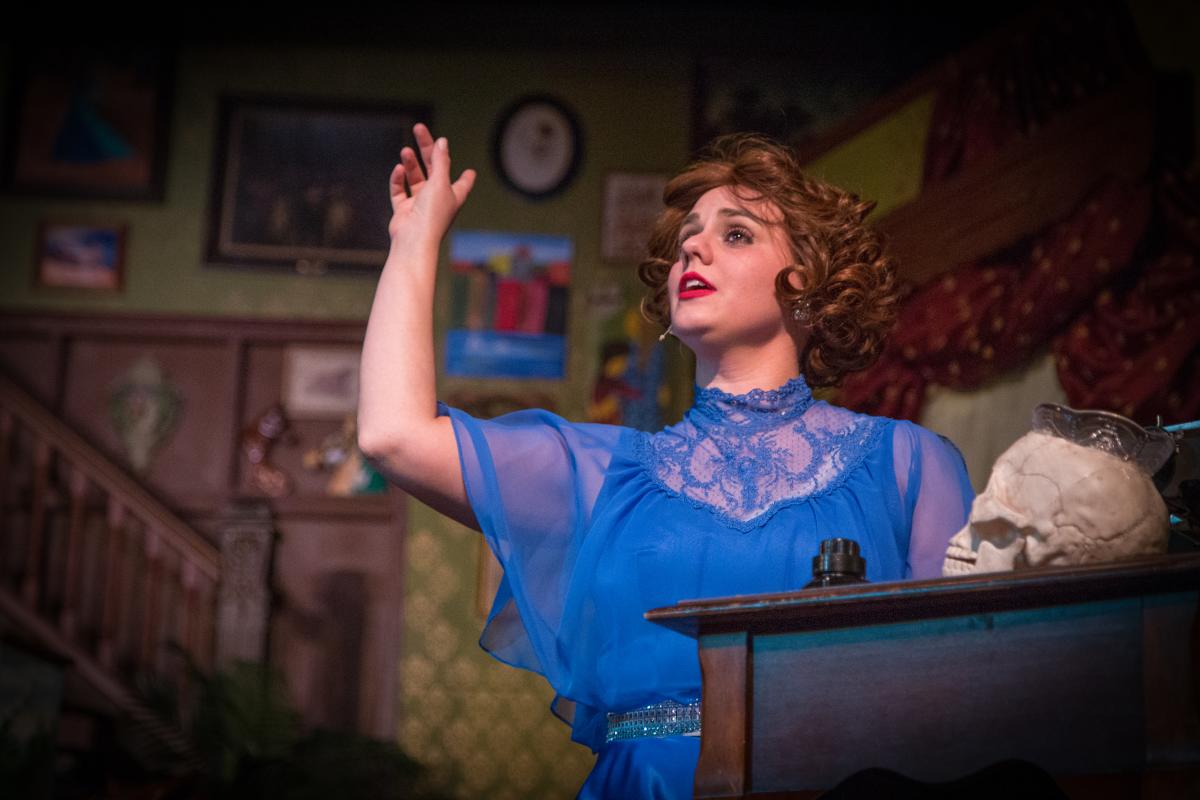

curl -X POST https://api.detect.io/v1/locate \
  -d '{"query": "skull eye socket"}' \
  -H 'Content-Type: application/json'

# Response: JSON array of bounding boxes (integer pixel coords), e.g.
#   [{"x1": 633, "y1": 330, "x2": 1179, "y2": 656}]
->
[{"x1": 970, "y1": 516, "x2": 1026, "y2": 548}]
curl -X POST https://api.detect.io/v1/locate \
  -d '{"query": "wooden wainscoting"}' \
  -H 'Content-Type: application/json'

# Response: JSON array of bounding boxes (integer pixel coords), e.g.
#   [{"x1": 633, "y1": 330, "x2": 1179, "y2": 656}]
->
[{"x1": 0, "y1": 310, "x2": 406, "y2": 740}]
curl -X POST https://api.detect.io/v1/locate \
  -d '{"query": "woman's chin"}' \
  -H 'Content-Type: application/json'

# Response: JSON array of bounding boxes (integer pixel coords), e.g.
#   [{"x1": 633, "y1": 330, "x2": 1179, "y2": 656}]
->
[
  {"x1": 669, "y1": 317, "x2": 711, "y2": 340},
  {"x1": 672, "y1": 328, "x2": 728, "y2": 358}
]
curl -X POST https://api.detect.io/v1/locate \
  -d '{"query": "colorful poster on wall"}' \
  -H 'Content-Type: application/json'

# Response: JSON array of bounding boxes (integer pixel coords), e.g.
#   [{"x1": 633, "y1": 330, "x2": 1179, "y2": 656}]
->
[
  {"x1": 586, "y1": 282, "x2": 674, "y2": 432},
  {"x1": 445, "y1": 230, "x2": 572, "y2": 379}
]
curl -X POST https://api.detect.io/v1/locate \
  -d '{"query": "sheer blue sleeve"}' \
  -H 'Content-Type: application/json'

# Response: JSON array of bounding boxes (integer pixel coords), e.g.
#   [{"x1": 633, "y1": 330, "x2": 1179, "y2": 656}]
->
[
  {"x1": 891, "y1": 421, "x2": 975, "y2": 579},
  {"x1": 437, "y1": 403, "x2": 623, "y2": 689}
]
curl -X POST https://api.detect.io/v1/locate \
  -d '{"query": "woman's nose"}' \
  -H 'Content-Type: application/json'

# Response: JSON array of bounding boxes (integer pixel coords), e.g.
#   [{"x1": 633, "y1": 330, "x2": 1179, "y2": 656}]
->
[{"x1": 681, "y1": 233, "x2": 712, "y2": 265}]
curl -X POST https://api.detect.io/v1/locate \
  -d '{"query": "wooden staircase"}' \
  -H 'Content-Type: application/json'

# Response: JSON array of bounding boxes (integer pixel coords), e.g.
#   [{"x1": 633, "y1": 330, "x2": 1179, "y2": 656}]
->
[{"x1": 0, "y1": 369, "x2": 223, "y2": 769}]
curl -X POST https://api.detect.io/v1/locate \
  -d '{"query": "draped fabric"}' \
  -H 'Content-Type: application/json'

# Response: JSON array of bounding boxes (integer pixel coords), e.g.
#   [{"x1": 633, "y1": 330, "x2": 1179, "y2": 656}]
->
[
  {"x1": 840, "y1": 2, "x2": 1198, "y2": 427},
  {"x1": 842, "y1": 173, "x2": 1199, "y2": 426},
  {"x1": 1054, "y1": 171, "x2": 1200, "y2": 422},
  {"x1": 840, "y1": 178, "x2": 1153, "y2": 419}
]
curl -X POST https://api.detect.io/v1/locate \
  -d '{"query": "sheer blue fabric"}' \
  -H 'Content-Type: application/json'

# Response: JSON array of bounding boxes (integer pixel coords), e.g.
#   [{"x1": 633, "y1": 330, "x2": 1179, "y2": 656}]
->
[{"x1": 438, "y1": 376, "x2": 973, "y2": 799}]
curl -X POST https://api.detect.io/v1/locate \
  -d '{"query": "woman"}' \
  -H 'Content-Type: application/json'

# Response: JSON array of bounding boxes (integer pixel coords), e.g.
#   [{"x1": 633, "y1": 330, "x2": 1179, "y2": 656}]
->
[{"x1": 359, "y1": 124, "x2": 974, "y2": 798}]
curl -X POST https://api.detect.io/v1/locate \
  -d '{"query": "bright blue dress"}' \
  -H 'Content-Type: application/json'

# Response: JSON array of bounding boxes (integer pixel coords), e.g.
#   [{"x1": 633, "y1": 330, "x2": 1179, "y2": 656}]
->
[{"x1": 440, "y1": 376, "x2": 974, "y2": 799}]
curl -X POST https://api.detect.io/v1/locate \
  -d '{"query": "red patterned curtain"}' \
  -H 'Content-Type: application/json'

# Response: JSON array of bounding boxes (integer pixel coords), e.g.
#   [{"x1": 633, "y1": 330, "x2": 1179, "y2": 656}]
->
[
  {"x1": 1055, "y1": 172, "x2": 1200, "y2": 422},
  {"x1": 840, "y1": 179, "x2": 1153, "y2": 418},
  {"x1": 840, "y1": 3, "x2": 1199, "y2": 426}
]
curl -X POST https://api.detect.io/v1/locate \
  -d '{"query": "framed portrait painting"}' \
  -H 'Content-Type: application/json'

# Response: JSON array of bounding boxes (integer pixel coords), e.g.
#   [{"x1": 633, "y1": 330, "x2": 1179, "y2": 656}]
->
[{"x1": 206, "y1": 96, "x2": 430, "y2": 274}]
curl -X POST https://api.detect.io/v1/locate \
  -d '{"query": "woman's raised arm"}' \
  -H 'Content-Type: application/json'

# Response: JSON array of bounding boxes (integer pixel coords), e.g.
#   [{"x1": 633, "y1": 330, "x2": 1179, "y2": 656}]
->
[{"x1": 358, "y1": 124, "x2": 479, "y2": 528}]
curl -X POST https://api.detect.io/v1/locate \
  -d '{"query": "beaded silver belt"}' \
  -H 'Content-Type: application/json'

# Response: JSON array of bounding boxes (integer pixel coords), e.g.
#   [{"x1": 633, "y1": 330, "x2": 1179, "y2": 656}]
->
[{"x1": 605, "y1": 699, "x2": 702, "y2": 742}]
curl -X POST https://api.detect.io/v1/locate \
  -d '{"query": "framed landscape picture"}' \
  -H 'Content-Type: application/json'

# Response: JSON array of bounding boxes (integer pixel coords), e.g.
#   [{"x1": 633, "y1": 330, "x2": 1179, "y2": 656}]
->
[
  {"x1": 206, "y1": 96, "x2": 429, "y2": 274},
  {"x1": 281, "y1": 345, "x2": 361, "y2": 419},
  {"x1": 34, "y1": 221, "x2": 126, "y2": 291}
]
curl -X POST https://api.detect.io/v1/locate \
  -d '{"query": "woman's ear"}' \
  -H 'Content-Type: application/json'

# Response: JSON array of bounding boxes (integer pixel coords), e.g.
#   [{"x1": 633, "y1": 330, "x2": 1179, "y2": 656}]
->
[
  {"x1": 776, "y1": 263, "x2": 808, "y2": 293},
  {"x1": 775, "y1": 264, "x2": 809, "y2": 307}
]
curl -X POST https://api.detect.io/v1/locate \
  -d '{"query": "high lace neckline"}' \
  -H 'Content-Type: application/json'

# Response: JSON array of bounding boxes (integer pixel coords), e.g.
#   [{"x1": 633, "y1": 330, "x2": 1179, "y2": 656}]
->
[
  {"x1": 691, "y1": 376, "x2": 815, "y2": 422},
  {"x1": 635, "y1": 373, "x2": 886, "y2": 531}
]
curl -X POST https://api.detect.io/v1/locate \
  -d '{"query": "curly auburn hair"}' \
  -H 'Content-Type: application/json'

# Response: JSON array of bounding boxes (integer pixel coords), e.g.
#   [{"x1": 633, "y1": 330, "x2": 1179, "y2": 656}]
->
[{"x1": 638, "y1": 133, "x2": 900, "y2": 387}]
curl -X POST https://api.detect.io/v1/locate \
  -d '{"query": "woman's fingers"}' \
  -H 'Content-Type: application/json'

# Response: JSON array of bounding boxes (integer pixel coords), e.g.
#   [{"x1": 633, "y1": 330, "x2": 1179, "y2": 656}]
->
[
  {"x1": 451, "y1": 168, "x2": 477, "y2": 205},
  {"x1": 432, "y1": 137, "x2": 452, "y2": 185},
  {"x1": 396, "y1": 124, "x2": 473, "y2": 215},
  {"x1": 413, "y1": 123, "x2": 437, "y2": 179},
  {"x1": 389, "y1": 162, "x2": 407, "y2": 207},
  {"x1": 432, "y1": 138, "x2": 476, "y2": 209},
  {"x1": 400, "y1": 146, "x2": 424, "y2": 193}
]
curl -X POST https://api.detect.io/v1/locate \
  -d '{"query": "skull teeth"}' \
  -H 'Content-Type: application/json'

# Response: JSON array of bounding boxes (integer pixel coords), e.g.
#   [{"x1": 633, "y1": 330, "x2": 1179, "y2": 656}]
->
[
  {"x1": 941, "y1": 556, "x2": 975, "y2": 576},
  {"x1": 945, "y1": 544, "x2": 976, "y2": 560}
]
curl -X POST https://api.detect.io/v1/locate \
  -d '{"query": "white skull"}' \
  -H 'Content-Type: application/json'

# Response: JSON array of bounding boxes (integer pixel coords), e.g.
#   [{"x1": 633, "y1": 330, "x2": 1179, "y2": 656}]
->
[{"x1": 943, "y1": 431, "x2": 1168, "y2": 576}]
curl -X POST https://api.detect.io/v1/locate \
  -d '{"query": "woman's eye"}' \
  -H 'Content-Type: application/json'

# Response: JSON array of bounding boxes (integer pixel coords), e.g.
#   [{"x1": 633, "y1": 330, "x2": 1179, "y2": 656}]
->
[{"x1": 725, "y1": 227, "x2": 752, "y2": 244}]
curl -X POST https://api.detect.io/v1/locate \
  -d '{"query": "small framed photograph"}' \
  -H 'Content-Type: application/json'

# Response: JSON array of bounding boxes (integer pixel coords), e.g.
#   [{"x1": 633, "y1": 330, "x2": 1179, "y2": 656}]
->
[
  {"x1": 281, "y1": 346, "x2": 361, "y2": 419},
  {"x1": 206, "y1": 95, "x2": 430, "y2": 274},
  {"x1": 34, "y1": 221, "x2": 126, "y2": 290},
  {"x1": 602, "y1": 173, "x2": 668, "y2": 262},
  {"x1": 3, "y1": 46, "x2": 172, "y2": 200}
]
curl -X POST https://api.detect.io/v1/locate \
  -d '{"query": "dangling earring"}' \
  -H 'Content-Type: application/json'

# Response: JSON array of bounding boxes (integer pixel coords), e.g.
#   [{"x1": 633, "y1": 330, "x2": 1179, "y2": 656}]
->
[
  {"x1": 658, "y1": 323, "x2": 674, "y2": 342},
  {"x1": 791, "y1": 301, "x2": 811, "y2": 324}
]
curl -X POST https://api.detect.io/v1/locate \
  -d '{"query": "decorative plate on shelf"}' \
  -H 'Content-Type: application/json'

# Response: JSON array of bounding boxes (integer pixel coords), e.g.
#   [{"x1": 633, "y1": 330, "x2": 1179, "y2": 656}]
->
[{"x1": 491, "y1": 95, "x2": 583, "y2": 200}]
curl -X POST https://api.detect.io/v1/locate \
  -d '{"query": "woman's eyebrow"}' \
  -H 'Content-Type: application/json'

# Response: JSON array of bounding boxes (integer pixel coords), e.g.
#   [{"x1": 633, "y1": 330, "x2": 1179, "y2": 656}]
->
[
  {"x1": 680, "y1": 206, "x2": 768, "y2": 230},
  {"x1": 718, "y1": 207, "x2": 768, "y2": 226}
]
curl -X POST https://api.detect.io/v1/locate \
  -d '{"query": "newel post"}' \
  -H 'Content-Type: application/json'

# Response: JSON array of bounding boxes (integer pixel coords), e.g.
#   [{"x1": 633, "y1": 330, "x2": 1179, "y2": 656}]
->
[{"x1": 214, "y1": 500, "x2": 276, "y2": 666}]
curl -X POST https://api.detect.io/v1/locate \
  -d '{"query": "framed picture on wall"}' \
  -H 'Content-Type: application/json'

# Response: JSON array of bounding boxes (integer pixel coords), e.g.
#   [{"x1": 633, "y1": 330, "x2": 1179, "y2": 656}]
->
[
  {"x1": 281, "y1": 345, "x2": 361, "y2": 419},
  {"x1": 491, "y1": 95, "x2": 583, "y2": 201},
  {"x1": 601, "y1": 172, "x2": 668, "y2": 263},
  {"x1": 33, "y1": 221, "x2": 127, "y2": 291},
  {"x1": 444, "y1": 230, "x2": 573, "y2": 379},
  {"x1": 689, "y1": 10, "x2": 1015, "y2": 159},
  {"x1": 206, "y1": 96, "x2": 430, "y2": 275},
  {"x1": 2, "y1": 46, "x2": 172, "y2": 200}
]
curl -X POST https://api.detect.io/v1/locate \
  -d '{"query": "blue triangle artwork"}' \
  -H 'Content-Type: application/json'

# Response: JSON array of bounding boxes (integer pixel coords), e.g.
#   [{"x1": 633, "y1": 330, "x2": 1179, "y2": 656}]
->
[
  {"x1": 52, "y1": 77, "x2": 135, "y2": 164},
  {"x1": 10, "y1": 48, "x2": 162, "y2": 198},
  {"x1": 445, "y1": 231, "x2": 572, "y2": 379}
]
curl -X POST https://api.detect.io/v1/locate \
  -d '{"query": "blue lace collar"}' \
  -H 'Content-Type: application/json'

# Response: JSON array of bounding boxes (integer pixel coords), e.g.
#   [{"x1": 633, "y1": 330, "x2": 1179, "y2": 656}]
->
[
  {"x1": 635, "y1": 374, "x2": 885, "y2": 531},
  {"x1": 691, "y1": 375, "x2": 815, "y2": 424}
]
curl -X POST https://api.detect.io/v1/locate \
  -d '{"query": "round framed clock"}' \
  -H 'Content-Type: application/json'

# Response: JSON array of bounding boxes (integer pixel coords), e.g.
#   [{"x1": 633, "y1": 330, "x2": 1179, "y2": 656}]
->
[{"x1": 491, "y1": 95, "x2": 583, "y2": 200}]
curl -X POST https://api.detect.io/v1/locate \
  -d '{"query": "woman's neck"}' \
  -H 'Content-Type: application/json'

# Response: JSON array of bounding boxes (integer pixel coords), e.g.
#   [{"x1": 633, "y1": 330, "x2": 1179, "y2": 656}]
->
[{"x1": 694, "y1": 341, "x2": 802, "y2": 395}]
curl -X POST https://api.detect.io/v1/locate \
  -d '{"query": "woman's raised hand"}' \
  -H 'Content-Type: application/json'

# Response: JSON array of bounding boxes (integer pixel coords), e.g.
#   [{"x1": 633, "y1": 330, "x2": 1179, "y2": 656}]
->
[
  {"x1": 388, "y1": 123, "x2": 476, "y2": 246},
  {"x1": 362, "y1": 123, "x2": 477, "y2": 528}
]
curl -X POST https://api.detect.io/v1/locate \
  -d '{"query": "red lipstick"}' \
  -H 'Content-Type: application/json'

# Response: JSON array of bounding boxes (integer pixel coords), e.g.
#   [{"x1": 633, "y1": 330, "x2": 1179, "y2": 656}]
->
[{"x1": 679, "y1": 271, "x2": 717, "y2": 299}]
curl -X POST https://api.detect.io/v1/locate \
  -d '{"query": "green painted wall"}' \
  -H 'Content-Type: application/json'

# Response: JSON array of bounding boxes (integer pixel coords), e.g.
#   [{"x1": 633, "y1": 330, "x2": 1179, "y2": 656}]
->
[
  {"x1": 807, "y1": 93, "x2": 937, "y2": 219},
  {"x1": 0, "y1": 44, "x2": 689, "y2": 322}
]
